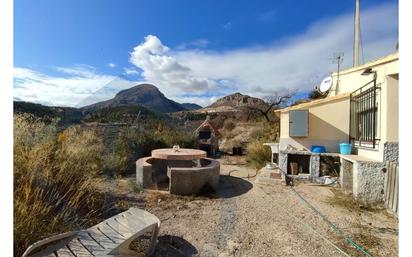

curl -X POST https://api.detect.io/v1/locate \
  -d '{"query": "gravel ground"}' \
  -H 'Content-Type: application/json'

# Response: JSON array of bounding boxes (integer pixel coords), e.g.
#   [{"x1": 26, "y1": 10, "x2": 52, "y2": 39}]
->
[{"x1": 99, "y1": 159, "x2": 398, "y2": 257}]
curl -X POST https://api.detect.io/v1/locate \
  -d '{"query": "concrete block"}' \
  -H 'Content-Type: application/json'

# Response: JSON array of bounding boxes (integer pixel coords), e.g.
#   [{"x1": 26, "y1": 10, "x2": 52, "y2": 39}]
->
[{"x1": 136, "y1": 157, "x2": 153, "y2": 188}]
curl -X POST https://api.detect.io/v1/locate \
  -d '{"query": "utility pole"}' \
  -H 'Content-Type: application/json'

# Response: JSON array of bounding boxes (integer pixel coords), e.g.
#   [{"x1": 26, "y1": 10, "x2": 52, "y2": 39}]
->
[{"x1": 353, "y1": 0, "x2": 360, "y2": 67}]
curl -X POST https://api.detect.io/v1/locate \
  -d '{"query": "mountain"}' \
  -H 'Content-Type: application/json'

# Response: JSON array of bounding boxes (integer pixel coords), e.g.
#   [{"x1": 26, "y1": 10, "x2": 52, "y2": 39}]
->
[
  {"x1": 180, "y1": 103, "x2": 202, "y2": 110},
  {"x1": 83, "y1": 84, "x2": 187, "y2": 113},
  {"x1": 209, "y1": 92, "x2": 267, "y2": 108},
  {"x1": 76, "y1": 77, "x2": 135, "y2": 107},
  {"x1": 198, "y1": 92, "x2": 267, "y2": 113}
]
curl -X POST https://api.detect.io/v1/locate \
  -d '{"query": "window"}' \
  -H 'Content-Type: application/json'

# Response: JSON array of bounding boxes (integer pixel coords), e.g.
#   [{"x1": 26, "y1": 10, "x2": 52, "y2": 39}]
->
[{"x1": 350, "y1": 82, "x2": 379, "y2": 148}]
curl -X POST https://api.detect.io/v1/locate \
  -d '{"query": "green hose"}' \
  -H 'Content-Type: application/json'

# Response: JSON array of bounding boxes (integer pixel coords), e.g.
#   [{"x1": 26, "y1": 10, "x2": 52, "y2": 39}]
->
[{"x1": 289, "y1": 186, "x2": 374, "y2": 257}]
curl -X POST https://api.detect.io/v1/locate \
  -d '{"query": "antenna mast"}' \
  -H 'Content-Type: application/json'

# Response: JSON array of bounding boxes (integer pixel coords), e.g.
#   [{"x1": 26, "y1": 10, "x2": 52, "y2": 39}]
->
[{"x1": 332, "y1": 52, "x2": 344, "y2": 94}]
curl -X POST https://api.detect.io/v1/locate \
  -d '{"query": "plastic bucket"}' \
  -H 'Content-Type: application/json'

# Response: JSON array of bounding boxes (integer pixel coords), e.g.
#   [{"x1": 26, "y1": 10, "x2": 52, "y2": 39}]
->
[
  {"x1": 339, "y1": 143, "x2": 352, "y2": 155},
  {"x1": 311, "y1": 145, "x2": 326, "y2": 153}
]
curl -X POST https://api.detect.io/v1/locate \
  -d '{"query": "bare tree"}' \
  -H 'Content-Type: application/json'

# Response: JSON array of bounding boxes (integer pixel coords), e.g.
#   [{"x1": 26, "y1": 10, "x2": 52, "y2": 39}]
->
[{"x1": 247, "y1": 90, "x2": 295, "y2": 122}]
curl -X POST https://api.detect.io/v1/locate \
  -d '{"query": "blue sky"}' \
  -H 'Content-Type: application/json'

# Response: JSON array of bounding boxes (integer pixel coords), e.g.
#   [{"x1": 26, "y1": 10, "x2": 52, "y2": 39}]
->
[{"x1": 14, "y1": 0, "x2": 398, "y2": 107}]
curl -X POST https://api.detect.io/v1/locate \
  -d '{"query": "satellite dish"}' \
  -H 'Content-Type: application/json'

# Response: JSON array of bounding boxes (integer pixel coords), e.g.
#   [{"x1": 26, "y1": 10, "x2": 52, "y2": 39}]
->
[{"x1": 319, "y1": 76, "x2": 333, "y2": 93}]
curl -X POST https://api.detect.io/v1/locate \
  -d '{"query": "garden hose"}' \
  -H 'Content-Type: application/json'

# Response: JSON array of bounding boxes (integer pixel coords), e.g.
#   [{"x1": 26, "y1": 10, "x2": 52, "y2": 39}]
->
[{"x1": 289, "y1": 187, "x2": 373, "y2": 257}]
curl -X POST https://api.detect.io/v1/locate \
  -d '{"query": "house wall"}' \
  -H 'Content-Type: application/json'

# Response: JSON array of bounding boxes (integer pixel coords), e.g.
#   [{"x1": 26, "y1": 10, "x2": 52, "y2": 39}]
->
[
  {"x1": 330, "y1": 53, "x2": 399, "y2": 96},
  {"x1": 329, "y1": 54, "x2": 399, "y2": 162},
  {"x1": 279, "y1": 97, "x2": 350, "y2": 153}
]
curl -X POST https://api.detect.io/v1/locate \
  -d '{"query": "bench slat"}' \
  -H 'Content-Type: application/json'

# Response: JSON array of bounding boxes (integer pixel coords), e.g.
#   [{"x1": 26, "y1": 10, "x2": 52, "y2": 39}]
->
[
  {"x1": 55, "y1": 246, "x2": 74, "y2": 257},
  {"x1": 66, "y1": 239, "x2": 94, "y2": 257},
  {"x1": 112, "y1": 214, "x2": 148, "y2": 232},
  {"x1": 127, "y1": 208, "x2": 159, "y2": 224},
  {"x1": 92, "y1": 223, "x2": 125, "y2": 244},
  {"x1": 84, "y1": 229, "x2": 119, "y2": 249},
  {"x1": 104, "y1": 220, "x2": 135, "y2": 238},
  {"x1": 76, "y1": 233, "x2": 108, "y2": 256}
]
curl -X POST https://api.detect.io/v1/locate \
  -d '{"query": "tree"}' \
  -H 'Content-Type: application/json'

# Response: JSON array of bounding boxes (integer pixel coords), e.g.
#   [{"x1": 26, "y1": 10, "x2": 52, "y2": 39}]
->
[
  {"x1": 247, "y1": 90, "x2": 295, "y2": 122},
  {"x1": 308, "y1": 89, "x2": 327, "y2": 99}
]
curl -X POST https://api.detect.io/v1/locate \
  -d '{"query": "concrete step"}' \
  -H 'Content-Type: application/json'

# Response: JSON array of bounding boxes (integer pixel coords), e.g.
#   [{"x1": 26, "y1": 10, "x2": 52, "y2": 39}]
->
[
  {"x1": 255, "y1": 176, "x2": 285, "y2": 186},
  {"x1": 255, "y1": 167, "x2": 286, "y2": 186}
]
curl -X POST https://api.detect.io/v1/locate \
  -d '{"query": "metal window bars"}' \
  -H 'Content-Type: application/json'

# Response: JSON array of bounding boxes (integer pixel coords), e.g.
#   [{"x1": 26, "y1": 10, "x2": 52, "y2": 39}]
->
[{"x1": 349, "y1": 80, "x2": 380, "y2": 148}]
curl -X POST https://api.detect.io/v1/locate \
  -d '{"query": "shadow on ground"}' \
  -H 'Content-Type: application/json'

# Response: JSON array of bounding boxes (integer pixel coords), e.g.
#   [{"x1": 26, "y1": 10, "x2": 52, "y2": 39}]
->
[
  {"x1": 130, "y1": 234, "x2": 197, "y2": 257},
  {"x1": 214, "y1": 175, "x2": 253, "y2": 198},
  {"x1": 154, "y1": 235, "x2": 198, "y2": 257}
]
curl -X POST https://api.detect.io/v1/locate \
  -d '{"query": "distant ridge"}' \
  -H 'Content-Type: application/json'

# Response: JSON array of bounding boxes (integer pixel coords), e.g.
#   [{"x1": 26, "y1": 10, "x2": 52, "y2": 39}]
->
[
  {"x1": 180, "y1": 103, "x2": 202, "y2": 110},
  {"x1": 197, "y1": 92, "x2": 267, "y2": 113},
  {"x1": 83, "y1": 84, "x2": 191, "y2": 113}
]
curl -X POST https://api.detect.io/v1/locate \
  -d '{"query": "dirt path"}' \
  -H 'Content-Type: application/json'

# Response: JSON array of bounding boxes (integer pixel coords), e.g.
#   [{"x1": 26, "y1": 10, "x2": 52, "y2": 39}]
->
[{"x1": 101, "y1": 161, "x2": 398, "y2": 257}]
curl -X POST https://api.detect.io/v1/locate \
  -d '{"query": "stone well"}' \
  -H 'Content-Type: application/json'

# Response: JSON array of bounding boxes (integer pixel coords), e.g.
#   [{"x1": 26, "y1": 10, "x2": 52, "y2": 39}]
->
[{"x1": 136, "y1": 148, "x2": 220, "y2": 195}]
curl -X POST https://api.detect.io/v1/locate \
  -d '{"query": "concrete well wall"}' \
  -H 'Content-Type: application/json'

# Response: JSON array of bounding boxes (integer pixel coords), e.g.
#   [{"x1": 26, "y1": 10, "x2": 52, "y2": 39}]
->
[
  {"x1": 168, "y1": 158, "x2": 220, "y2": 195},
  {"x1": 136, "y1": 157, "x2": 153, "y2": 188}
]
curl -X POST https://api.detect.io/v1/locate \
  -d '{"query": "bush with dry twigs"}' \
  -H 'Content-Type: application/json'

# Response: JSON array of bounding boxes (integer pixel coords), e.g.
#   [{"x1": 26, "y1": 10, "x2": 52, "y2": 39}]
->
[{"x1": 14, "y1": 114, "x2": 111, "y2": 256}]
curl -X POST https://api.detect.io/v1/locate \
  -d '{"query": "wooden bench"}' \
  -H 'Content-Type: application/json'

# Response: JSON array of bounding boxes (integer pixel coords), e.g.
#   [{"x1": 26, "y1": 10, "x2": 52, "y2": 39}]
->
[{"x1": 22, "y1": 208, "x2": 161, "y2": 257}]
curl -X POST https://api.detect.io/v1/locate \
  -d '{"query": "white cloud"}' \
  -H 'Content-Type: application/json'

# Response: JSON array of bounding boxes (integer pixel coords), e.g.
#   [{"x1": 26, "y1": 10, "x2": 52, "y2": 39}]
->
[
  {"x1": 13, "y1": 66, "x2": 134, "y2": 107},
  {"x1": 129, "y1": 35, "x2": 216, "y2": 97},
  {"x1": 123, "y1": 67, "x2": 139, "y2": 75},
  {"x1": 107, "y1": 63, "x2": 116, "y2": 68},
  {"x1": 223, "y1": 22, "x2": 232, "y2": 31},
  {"x1": 173, "y1": 3, "x2": 398, "y2": 98},
  {"x1": 176, "y1": 39, "x2": 210, "y2": 50}
]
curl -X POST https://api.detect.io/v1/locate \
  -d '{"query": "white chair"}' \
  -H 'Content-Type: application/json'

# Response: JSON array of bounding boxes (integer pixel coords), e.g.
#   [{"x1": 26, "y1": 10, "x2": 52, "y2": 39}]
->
[{"x1": 22, "y1": 208, "x2": 161, "y2": 257}]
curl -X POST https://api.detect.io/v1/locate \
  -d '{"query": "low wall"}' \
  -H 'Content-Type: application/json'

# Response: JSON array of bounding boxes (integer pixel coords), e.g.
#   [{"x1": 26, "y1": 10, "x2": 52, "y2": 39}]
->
[
  {"x1": 353, "y1": 161, "x2": 385, "y2": 203},
  {"x1": 340, "y1": 155, "x2": 385, "y2": 203},
  {"x1": 136, "y1": 157, "x2": 153, "y2": 188},
  {"x1": 168, "y1": 158, "x2": 220, "y2": 195}
]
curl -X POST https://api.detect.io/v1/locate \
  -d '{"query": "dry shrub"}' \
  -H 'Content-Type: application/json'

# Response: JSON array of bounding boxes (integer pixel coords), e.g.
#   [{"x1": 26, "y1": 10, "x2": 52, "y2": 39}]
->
[
  {"x1": 245, "y1": 120, "x2": 279, "y2": 169},
  {"x1": 223, "y1": 119, "x2": 236, "y2": 131},
  {"x1": 245, "y1": 139, "x2": 272, "y2": 169},
  {"x1": 14, "y1": 114, "x2": 109, "y2": 256}
]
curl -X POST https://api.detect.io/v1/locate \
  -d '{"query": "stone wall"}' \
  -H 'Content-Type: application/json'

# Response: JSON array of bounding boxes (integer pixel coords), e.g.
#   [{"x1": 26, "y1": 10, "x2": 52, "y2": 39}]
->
[
  {"x1": 353, "y1": 161, "x2": 385, "y2": 203},
  {"x1": 310, "y1": 155, "x2": 320, "y2": 178},
  {"x1": 384, "y1": 142, "x2": 399, "y2": 164},
  {"x1": 279, "y1": 152, "x2": 288, "y2": 174},
  {"x1": 340, "y1": 158, "x2": 353, "y2": 194}
]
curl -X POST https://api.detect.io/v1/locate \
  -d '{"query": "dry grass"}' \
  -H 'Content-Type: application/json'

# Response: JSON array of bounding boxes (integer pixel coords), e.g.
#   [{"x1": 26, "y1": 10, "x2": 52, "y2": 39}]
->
[
  {"x1": 14, "y1": 114, "x2": 111, "y2": 256},
  {"x1": 324, "y1": 188, "x2": 384, "y2": 213}
]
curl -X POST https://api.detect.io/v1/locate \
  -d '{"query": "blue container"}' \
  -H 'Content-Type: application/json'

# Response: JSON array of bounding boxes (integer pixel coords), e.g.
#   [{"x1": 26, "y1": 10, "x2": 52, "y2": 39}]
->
[
  {"x1": 311, "y1": 145, "x2": 326, "y2": 153},
  {"x1": 339, "y1": 143, "x2": 352, "y2": 155}
]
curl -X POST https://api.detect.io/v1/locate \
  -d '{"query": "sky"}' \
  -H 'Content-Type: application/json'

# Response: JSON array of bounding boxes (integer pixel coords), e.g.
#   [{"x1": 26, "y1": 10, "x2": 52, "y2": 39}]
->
[{"x1": 14, "y1": 0, "x2": 399, "y2": 107}]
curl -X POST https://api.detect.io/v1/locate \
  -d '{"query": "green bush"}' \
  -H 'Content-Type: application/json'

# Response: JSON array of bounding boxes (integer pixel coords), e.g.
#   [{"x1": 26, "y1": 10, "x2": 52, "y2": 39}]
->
[{"x1": 246, "y1": 139, "x2": 272, "y2": 169}]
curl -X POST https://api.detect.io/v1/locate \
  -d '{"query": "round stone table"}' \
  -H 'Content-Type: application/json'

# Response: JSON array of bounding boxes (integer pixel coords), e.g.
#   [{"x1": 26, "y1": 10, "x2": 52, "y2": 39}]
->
[{"x1": 151, "y1": 148, "x2": 206, "y2": 160}]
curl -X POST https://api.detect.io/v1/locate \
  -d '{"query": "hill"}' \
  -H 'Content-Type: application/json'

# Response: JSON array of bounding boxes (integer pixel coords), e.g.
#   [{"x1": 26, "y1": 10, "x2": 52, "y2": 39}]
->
[
  {"x1": 83, "y1": 84, "x2": 187, "y2": 113},
  {"x1": 14, "y1": 101, "x2": 169, "y2": 126},
  {"x1": 14, "y1": 101, "x2": 84, "y2": 125},
  {"x1": 180, "y1": 103, "x2": 202, "y2": 110},
  {"x1": 197, "y1": 92, "x2": 268, "y2": 113}
]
